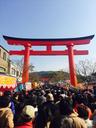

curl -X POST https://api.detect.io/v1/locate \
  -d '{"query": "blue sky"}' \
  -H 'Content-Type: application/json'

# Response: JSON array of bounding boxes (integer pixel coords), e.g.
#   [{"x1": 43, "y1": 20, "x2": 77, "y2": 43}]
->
[{"x1": 0, "y1": 0, "x2": 96, "y2": 71}]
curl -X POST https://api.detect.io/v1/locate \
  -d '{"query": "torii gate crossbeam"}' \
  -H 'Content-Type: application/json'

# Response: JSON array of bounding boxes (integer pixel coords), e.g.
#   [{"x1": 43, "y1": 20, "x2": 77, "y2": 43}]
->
[{"x1": 3, "y1": 35, "x2": 94, "y2": 86}]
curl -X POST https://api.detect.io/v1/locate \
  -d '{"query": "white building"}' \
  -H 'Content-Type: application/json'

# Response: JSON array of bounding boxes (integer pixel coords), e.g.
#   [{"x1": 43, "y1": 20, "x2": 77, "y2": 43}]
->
[{"x1": 8, "y1": 60, "x2": 22, "y2": 82}]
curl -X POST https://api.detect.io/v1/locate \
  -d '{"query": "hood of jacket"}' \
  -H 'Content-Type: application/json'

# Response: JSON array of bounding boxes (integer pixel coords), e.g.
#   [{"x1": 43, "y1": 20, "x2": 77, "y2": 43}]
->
[{"x1": 0, "y1": 107, "x2": 11, "y2": 117}]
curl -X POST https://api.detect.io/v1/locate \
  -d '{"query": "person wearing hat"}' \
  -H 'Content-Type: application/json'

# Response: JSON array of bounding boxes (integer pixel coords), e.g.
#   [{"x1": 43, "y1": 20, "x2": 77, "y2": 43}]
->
[
  {"x1": 35, "y1": 93, "x2": 56, "y2": 128},
  {"x1": 46, "y1": 93, "x2": 54, "y2": 102},
  {"x1": 15, "y1": 105, "x2": 36, "y2": 128}
]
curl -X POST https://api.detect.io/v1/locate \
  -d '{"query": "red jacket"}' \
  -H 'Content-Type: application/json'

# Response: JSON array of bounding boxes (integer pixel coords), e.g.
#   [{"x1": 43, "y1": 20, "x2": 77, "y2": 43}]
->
[{"x1": 15, "y1": 121, "x2": 33, "y2": 128}]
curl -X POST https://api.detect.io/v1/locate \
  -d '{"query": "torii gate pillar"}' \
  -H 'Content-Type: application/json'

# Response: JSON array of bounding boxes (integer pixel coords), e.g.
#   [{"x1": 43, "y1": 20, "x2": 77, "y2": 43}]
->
[
  {"x1": 67, "y1": 44, "x2": 77, "y2": 86},
  {"x1": 22, "y1": 44, "x2": 31, "y2": 83}
]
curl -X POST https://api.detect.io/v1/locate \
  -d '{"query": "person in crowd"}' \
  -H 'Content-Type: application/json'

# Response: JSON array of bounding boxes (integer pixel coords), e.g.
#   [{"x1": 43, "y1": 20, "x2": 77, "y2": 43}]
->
[
  {"x1": 0, "y1": 95, "x2": 14, "y2": 128},
  {"x1": 73, "y1": 93, "x2": 92, "y2": 119},
  {"x1": 37, "y1": 90, "x2": 46, "y2": 107},
  {"x1": 13, "y1": 92, "x2": 25, "y2": 124},
  {"x1": 90, "y1": 97, "x2": 96, "y2": 113},
  {"x1": 15, "y1": 105, "x2": 36, "y2": 128},
  {"x1": 35, "y1": 92, "x2": 56, "y2": 128},
  {"x1": 4, "y1": 91, "x2": 16, "y2": 115},
  {"x1": 91, "y1": 109, "x2": 96, "y2": 128},
  {"x1": 77, "y1": 104, "x2": 93, "y2": 128},
  {"x1": 50, "y1": 97, "x2": 87, "y2": 128}
]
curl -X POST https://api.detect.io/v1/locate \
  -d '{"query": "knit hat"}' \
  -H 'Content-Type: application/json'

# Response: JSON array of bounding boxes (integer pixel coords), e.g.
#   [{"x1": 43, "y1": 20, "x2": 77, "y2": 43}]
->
[
  {"x1": 46, "y1": 93, "x2": 54, "y2": 101},
  {"x1": 22, "y1": 105, "x2": 35, "y2": 119}
]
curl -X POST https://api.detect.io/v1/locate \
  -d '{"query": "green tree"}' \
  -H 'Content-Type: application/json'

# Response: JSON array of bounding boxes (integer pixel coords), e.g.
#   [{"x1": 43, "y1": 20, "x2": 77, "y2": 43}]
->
[
  {"x1": 50, "y1": 70, "x2": 69, "y2": 83},
  {"x1": 29, "y1": 72, "x2": 40, "y2": 82}
]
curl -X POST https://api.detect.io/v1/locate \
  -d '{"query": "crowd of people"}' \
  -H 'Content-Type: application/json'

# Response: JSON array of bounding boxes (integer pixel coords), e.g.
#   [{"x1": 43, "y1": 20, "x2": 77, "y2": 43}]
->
[{"x1": 0, "y1": 83, "x2": 96, "y2": 128}]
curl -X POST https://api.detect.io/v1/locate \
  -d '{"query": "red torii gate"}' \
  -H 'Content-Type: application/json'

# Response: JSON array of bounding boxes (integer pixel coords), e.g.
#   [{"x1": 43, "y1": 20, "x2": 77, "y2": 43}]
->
[{"x1": 3, "y1": 35, "x2": 94, "y2": 86}]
